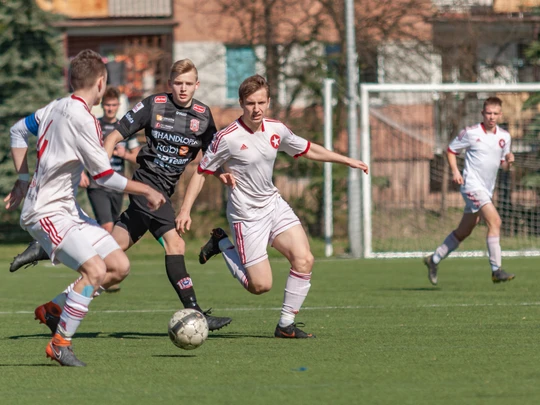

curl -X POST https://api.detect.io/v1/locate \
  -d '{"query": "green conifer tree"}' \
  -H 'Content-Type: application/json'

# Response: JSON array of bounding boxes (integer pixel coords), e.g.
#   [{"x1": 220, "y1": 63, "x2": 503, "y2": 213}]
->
[{"x1": 0, "y1": 0, "x2": 64, "y2": 229}]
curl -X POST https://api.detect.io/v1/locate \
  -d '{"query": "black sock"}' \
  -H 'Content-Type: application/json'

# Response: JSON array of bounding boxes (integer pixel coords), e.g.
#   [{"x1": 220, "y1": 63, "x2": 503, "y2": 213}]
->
[{"x1": 165, "y1": 255, "x2": 202, "y2": 312}]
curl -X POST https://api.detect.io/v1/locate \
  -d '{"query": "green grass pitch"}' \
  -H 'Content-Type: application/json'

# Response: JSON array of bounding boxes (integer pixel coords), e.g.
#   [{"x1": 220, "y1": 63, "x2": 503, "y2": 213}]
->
[{"x1": 0, "y1": 238, "x2": 539, "y2": 404}]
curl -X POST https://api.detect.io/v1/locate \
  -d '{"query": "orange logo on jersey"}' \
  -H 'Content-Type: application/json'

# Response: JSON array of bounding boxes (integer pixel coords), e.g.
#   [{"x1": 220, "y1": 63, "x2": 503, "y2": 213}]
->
[
  {"x1": 270, "y1": 134, "x2": 280, "y2": 149},
  {"x1": 156, "y1": 114, "x2": 163, "y2": 121},
  {"x1": 499, "y1": 139, "x2": 505, "y2": 148},
  {"x1": 179, "y1": 145, "x2": 189, "y2": 156}
]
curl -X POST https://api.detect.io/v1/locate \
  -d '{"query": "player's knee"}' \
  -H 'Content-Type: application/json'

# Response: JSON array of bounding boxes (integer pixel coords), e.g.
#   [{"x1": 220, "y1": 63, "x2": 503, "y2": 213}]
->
[
  {"x1": 163, "y1": 235, "x2": 186, "y2": 255},
  {"x1": 292, "y1": 252, "x2": 314, "y2": 273},
  {"x1": 490, "y1": 216, "x2": 502, "y2": 231},
  {"x1": 111, "y1": 254, "x2": 131, "y2": 281},
  {"x1": 85, "y1": 263, "x2": 108, "y2": 288},
  {"x1": 248, "y1": 281, "x2": 272, "y2": 295}
]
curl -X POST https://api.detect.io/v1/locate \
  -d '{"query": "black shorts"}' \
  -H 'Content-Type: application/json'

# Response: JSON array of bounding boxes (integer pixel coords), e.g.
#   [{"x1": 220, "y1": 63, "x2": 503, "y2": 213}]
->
[
  {"x1": 87, "y1": 187, "x2": 124, "y2": 225},
  {"x1": 115, "y1": 193, "x2": 176, "y2": 243}
]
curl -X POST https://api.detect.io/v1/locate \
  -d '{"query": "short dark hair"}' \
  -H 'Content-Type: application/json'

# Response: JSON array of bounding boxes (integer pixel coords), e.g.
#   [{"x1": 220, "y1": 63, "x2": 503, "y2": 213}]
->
[
  {"x1": 483, "y1": 96, "x2": 502, "y2": 110},
  {"x1": 238, "y1": 74, "x2": 269, "y2": 102},
  {"x1": 102, "y1": 86, "x2": 120, "y2": 103},
  {"x1": 69, "y1": 49, "x2": 107, "y2": 91}
]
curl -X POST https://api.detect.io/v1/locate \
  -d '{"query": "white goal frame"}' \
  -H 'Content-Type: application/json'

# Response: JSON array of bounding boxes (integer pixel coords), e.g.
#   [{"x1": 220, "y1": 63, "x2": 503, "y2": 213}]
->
[{"x1": 359, "y1": 82, "x2": 540, "y2": 259}]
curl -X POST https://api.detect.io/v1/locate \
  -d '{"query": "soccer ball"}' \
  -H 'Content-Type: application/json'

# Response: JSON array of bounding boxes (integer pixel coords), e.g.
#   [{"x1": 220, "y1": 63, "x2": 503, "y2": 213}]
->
[{"x1": 168, "y1": 308, "x2": 209, "y2": 350}]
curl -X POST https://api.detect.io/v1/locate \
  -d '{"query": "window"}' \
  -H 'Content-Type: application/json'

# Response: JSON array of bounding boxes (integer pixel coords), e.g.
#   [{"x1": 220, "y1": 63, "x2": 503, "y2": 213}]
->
[
  {"x1": 325, "y1": 43, "x2": 378, "y2": 83},
  {"x1": 226, "y1": 46, "x2": 256, "y2": 99}
]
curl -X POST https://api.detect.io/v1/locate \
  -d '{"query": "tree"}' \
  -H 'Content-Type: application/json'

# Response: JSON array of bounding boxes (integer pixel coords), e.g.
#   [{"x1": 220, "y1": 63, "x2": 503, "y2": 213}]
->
[
  {"x1": 180, "y1": 0, "x2": 435, "y2": 237},
  {"x1": 0, "y1": 0, "x2": 64, "y2": 229}
]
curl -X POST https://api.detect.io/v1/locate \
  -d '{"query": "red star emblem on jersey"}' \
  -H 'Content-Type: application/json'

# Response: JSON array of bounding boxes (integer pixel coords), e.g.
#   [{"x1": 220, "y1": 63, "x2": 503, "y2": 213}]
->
[{"x1": 270, "y1": 134, "x2": 281, "y2": 149}]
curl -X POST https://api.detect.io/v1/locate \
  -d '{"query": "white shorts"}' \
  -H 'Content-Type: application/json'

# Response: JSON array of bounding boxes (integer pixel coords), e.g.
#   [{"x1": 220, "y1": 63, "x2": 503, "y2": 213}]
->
[
  {"x1": 461, "y1": 190, "x2": 492, "y2": 214},
  {"x1": 25, "y1": 214, "x2": 121, "y2": 271},
  {"x1": 228, "y1": 197, "x2": 301, "y2": 268}
]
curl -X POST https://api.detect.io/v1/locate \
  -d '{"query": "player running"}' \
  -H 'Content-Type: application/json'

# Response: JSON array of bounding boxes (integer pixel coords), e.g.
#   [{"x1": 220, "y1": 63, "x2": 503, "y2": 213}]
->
[
  {"x1": 423, "y1": 96, "x2": 515, "y2": 285},
  {"x1": 4, "y1": 49, "x2": 166, "y2": 366},
  {"x1": 9, "y1": 87, "x2": 140, "y2": 284},
  {"x1": 16, "y1": 59, "x2": 232, "y2": 332},
  {"x1": 177, "y1": 74, "x2": 369, "y2": 338},
  {"x1": 81, "y1": 86, "x2": 140, "y2": 292}
]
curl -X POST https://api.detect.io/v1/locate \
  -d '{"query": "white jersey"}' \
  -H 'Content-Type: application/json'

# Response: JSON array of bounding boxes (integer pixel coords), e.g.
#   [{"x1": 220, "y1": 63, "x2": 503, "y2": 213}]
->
[
  {"x1": 448, "y1": 123, "x2": 511, "y2": 197},
  {"x1": 20, "y1": 95, "x2": 114, "y2": 226},
  {"x1": 198, "y1": 117, "x2": 310, "y2": 221}
]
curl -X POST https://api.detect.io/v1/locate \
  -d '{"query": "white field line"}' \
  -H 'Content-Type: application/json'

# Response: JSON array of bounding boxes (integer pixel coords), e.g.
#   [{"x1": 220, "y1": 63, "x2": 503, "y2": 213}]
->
[{"x1": 2, "y1": 302, "x2": 540, "y2": 316}]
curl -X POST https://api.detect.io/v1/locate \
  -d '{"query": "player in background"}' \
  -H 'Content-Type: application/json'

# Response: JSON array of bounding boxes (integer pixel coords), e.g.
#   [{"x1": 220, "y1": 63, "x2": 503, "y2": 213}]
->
[
  {"x1": 176, "y1": 74, "x2": 369, "y2": 338},
  {"x1": 3, "y1": 49, "x2": 165, "y2": 366},
  {"x1": 80, "y1": 86, "x2": 140, "y2": 292},
  {"x1": 81, "y1": 86, "x2": 140, "y2": 234},
  {"x1": 20, "y1": 59, "x2": 232, "y2": 332},
  {"x1": 10, "y1": 88, "x2": 141, "y2": 294},
  {"x1": 423, "y1": 96, "x2": 515, "y2": 285}
]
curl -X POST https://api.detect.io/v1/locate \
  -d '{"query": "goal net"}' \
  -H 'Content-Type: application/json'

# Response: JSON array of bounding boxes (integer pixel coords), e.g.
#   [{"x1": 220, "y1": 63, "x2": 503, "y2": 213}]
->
[{"x1": 359, "y1": 83, "x2": 540, "y2": 258}]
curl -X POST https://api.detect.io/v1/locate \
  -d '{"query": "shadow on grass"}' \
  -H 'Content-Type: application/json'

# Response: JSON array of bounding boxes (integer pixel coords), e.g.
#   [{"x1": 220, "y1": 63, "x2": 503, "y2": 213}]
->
[
  {"x1": 382, "y1": 287, "x2": 441, "y2": 291},
  {"x1": 152, "y1": 354, "x2": 197, "y2": 358},
  {"x1": 6, "y1": 331, "x2": 272, "y2": 340},
  {"x1": 108, "y1": 332, "x2": 167, "y2": 339},
  {"x1": 0, "y1": 363, "x2": 58, "y2": 367},
  {"x1": 7, "y1": 332, "x2": 101, "y2": 340},
  {"x1": 208, "y1": 332, "x2": 272, "y2": 339}
]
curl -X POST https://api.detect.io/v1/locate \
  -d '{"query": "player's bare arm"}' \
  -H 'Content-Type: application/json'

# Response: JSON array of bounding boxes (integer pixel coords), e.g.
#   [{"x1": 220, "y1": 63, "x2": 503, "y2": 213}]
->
[
  {"x1": 124, "y1": 179, "x2": 165, "y2": 211},
  {"x1": 120, "y1": 145, "x2": 141, "y2": 164},
  {"x1": 103, "y1": 129, "x2": 124, "y2": 159},
  {"x1": 447, "y1": 151, "x2": 463, "y2": 185},
  {"x1": 218, "y1": 172, "x2": 236, "y2": 188},
  {"x1": 304, "y1": 143, "x2": 369, "y2": 174},
  {"x1": 4, "y1": 147, "x2": 30, "y2": 210},
  {"x1": 177, "y1": 170, "x2": 208, "y2": 233},
  {"x1": 501, "y1": 152, "x2": 514, "y2": 171},
  {"x1": 79, "y1": 171, "x2": 90, "y2": 188}
]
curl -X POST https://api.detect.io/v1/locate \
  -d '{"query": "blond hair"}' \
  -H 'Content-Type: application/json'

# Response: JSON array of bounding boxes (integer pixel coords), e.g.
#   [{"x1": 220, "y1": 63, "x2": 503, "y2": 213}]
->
[{"x1": 170, "y1": 59, "x2": 198, "y2": 80}]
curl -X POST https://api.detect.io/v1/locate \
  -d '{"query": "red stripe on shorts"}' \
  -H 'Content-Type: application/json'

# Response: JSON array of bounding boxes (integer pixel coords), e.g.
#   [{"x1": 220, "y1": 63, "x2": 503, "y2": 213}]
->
[
  {"x1": 40, "y1": 217, "x2": 62, "y2": 245},
  {"x1": 234, "y1": 222, "x2": 246, "y2": 264}
]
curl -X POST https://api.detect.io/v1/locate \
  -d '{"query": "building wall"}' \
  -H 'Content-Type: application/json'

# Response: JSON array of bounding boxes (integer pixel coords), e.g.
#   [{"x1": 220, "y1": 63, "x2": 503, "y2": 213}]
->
[
  {"x1": 494, "y1": 0, "x2": 540, "y2": 12},
  {"x1": 173, "y1": 41, "x2": 318, "y2": 108},
  {"x1": 36, "y1": 0, "x2": 172, "y2": 18}
]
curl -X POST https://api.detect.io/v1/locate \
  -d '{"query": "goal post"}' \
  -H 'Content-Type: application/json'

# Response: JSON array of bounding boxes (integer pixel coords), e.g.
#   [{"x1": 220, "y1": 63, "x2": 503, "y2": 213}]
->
[{"x1": 359, "y1": 83, "x2": 540, "y2": 259}]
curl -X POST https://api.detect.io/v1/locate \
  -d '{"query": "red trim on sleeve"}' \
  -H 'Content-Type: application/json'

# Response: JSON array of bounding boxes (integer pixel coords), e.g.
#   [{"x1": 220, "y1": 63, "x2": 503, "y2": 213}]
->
[
  {"x1": 447, "y1": 147, "x2": 459, "y2": 155},
  {"x1": 92, "y1": 169, "x2": 114, "y2": 180},
  {"x1": 197, "y1": 165, "x2": 215, "y2": 175},
  {"x1": 294, "y1": 141, "x2": 311, "y2": 158}
]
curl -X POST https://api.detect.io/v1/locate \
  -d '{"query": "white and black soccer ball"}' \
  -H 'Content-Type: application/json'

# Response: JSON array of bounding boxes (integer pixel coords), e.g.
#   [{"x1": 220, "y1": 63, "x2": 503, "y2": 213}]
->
[{"x1": 168, "y1": 308, "x2": 209, "y2": 350}]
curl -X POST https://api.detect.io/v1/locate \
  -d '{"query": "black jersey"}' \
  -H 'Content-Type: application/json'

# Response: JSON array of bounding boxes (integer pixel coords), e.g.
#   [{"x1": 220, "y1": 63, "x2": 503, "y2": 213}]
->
[
  {"x1": 88, "y1": 118, "x2": 127, "y2": 189},
  {"x1": 99, "y1": 118, "x2": 126, "y2": 173},
  {"x1": 116, "y1": 93, "x2": 217, "y2": 197}
]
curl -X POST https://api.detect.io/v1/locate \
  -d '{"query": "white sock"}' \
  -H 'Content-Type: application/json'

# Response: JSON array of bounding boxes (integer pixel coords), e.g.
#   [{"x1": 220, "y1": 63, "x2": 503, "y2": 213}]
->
[
  {"x1": 51, "y1": 276, "x2": 82, "y2": 308},
  {"x1": 57, "y1": 289, "x2": 92, "y2": 340},
  {"x1": 487, "y1": 236, "x2": 502, "y2": 272},
  {"x1": 279, "y1": 269, "x2": 311, "y2": 328},
  {"x1": 51, "y1": 277, "x2": 102, "y2": 309},
  {"x1": 219, "y1": 238, "x2": 249, "y2": 290},
  {"x1": 433, "y1": 232, "x2": 460, "y2": 264}
]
